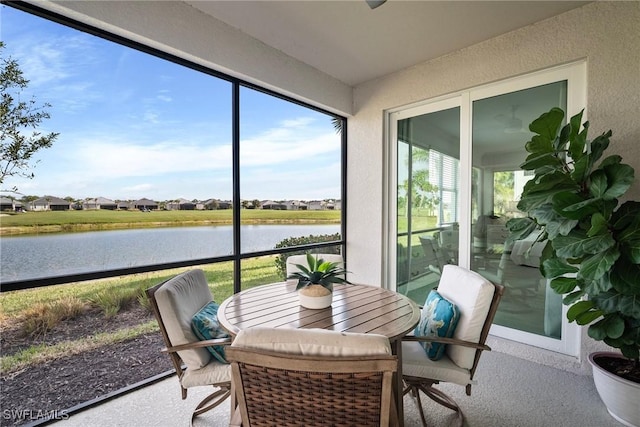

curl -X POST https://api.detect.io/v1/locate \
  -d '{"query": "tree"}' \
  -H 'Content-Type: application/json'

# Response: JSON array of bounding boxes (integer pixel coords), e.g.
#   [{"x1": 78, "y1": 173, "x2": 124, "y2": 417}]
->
[
  {"x1": 492, "y1": 171, "x2": 515, "y2": 215},
  {"x1": 1, "y1": 41, "x2": 58, "y2": 190}
]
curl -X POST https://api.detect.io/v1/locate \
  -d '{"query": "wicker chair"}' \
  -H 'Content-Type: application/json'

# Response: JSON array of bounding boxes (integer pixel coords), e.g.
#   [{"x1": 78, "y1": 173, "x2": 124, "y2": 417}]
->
[
  {"x1": 226, "y1": 327, "x2": 398, "y2": 427},
  {"x1": 145, "y1": 269, "x2": 231, "y2": 426},
  {"x1": 402, "y1": 265, "x2": 504, "y2": 427}
]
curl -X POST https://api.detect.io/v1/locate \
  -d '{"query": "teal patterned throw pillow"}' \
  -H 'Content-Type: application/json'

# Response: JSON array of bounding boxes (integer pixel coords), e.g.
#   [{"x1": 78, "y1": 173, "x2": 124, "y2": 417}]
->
[
  {"x1": 191, "y1": 301, "x2": 229, "y2": 364},
  {"x1": 414, "y1": 290, "x2": 460, "y2": 361}
]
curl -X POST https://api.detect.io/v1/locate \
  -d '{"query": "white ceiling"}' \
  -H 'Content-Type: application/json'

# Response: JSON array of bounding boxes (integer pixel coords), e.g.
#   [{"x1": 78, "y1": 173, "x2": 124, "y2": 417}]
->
[{"x1": 185, "y1": 0, "x2": 588, "y2": 86}]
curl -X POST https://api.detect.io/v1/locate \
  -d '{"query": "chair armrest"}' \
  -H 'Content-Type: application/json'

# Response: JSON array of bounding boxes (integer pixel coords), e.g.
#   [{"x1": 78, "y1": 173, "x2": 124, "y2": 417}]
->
[
  {"x1": 229, "y1": 406, "x2": 242, "y2": 427},
  {"x1": 402, "y1": 335, "x2": 491, "y2": 351},
  {"x1": 162, "y1": 337, "x2": 233, "y2": 353}
]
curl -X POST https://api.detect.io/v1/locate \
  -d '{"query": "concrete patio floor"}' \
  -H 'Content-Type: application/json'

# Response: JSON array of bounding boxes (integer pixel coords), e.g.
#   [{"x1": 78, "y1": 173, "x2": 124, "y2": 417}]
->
[{"x1": 48, "y1": 349, "x2": 621, "y2": 427}]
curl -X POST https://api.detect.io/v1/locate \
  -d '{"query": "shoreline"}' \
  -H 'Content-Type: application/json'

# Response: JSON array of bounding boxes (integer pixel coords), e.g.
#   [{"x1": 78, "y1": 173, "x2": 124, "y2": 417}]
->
[{"x1": 0, "y1": 218, "x2": 339, "y2": 236}]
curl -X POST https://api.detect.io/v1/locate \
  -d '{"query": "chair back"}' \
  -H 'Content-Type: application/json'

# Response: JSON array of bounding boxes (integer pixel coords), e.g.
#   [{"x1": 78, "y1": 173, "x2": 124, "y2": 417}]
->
[
  {"x1": 285, "y1": 253, "x2": 345, "y2": 277},
  {"x1": 419, "y1": 236, "x2": 448, "y2": 274},
  {"x1": 437, "y1": 265, "x2": 504, "y2": 373},
  {"x1": 146, "y1": 269, "x2": 214, "y2": 371},
  {"x1": 436, "y1": 227, "x2": 459, "y2": 263},
  {"x1": 226, "y1": 327, "x2": 397, "y2": 427}
]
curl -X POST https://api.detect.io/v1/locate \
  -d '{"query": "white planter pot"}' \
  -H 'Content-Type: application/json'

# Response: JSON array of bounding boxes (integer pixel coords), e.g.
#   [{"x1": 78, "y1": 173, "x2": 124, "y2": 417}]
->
[
  {"x1": 589, "y1": 352, "x2": 640, "y2": 427},
  {"x1": 298, "y1": 288, "x2": 332, "y2": 309}
]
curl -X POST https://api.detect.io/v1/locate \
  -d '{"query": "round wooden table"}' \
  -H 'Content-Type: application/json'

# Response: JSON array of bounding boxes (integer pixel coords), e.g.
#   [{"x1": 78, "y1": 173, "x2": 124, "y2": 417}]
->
[{"x1": 218, "y1": 281, "x2": 421, "y2": 426}]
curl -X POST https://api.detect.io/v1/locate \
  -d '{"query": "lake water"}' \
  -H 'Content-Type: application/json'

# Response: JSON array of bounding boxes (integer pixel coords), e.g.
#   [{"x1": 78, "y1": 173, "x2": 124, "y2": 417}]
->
[{"x1": 0, "y1": 224, "x2": 340, "y2": 283}]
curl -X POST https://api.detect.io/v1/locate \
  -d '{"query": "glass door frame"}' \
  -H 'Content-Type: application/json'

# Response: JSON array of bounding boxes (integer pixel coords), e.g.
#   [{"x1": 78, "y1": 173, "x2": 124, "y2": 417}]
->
[{"x1": 383, "y1": 61, "x2": 586, "y2": 356}]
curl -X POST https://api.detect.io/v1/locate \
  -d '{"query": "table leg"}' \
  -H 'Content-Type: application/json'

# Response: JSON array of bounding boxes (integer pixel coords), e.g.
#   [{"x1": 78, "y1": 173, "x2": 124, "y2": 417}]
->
[{"x1": 391, "y1": 339, "x2": 404, "y2": 427}]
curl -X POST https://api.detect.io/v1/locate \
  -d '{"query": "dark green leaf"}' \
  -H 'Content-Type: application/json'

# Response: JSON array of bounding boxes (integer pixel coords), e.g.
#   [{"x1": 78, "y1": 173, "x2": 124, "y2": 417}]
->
[
  {"x1": 616, "y1": 209, "x2": 640, "y2": 264},
  {"x1": 543, "y1": 216, "x2": 579, "y2": 240},
  {"x1": 543, "y1": 258, "x2": 578, "y2": 279},
  {"x1": 556, "y1": 122, "x2": 571, "y2": 152},
  {"x1": 550, "y1": 276, "x2": 578, "y2": 293},
  {"x1": 567, "y1": 300, "x2": 595, "y2": 322},
  {"x1": 603, "y1": 163, "x2": 635, "y2": 200},
  {"x1": 587, "y1": 213, "x2": 607, "y2": 237},
  {"x1": 621, "y1": 238, "x2": 640, "y2": 264},
  {"x1": 582, "y1": 274, "x2": 614, "y2": 295},
  {"x1": 599, "y1": 154, "x2": 621, "y2": 169},
  {"x1": 518, "y1": 173, "x2": 579, "y2": 212},
  {"x1": 567, "y1": 110, "x2": 586, "y2": 160},
  {"x1": 529, "y1": 107, "x2": 564, "y2": 141},
  {"x1": 610, "y1": 258, "x2": 640, "y2": 295},
  {"x1": 588, "y1": 315, "x2": 623, "y2": 340},
  {"x1": 524, "y1": 134, "x2": 553, "y2": 154},
  {"x1": 553, "y1": 231, "x2": 615, "y2": 259},
  {"x1": 560, "y1": 197, "x2": 600, "y2": 216},
  {"x1": 571, "y1": 155, "x2": 589, "y2": 182},
  {"x1": 588, "y1": 130, "x2": 612, "y2": 167},
  {"x1": 593, "y1": 291, "x2": 640, "y2": 318},
  {"x1": 552, "y1": 191, "x2": 594, "y2": 220},
  {"x1": 563, "y1": 290, "x2": 585, "y2": 305},
  {"x1": 588, "y1": 169, "x2": 607, "y2": 199},
  {"x1": 576, "y1": 309, "x2": 605, "y2": 326},
  {"x1": 611, "y1": 201, "x2": 640, "y2": 230},
  {"x1": 506, "y1": 220, "x2": 538, "y2": 245},
  {"x1": 578, "y1": 247, "x2": 619, "y2": 281},
  {"x1": 521, "y1": 152, "x2": 562, "y2": 171}
]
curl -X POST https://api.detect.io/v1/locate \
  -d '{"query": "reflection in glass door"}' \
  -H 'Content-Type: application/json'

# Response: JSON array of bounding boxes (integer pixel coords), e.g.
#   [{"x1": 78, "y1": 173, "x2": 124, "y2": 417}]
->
[
  {"x1": 470, "y1": 82, "x2": 567, "y2": 340},
  {"x1": 396, "y1": 106, "x2": 460, "y2": 305}
]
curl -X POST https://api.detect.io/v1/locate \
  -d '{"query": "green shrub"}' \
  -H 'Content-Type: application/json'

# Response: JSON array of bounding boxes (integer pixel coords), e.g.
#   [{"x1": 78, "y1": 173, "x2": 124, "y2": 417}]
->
[
  {"x1": 274, "y1": 233, "x2": 341, "y2": 280},
  {"x1": 89, "y1": 287, "x2": 140, "y2": 318}
]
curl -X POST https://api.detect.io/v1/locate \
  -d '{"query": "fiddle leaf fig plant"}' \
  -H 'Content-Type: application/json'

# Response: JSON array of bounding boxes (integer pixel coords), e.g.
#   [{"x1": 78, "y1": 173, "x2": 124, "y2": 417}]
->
[
  {"x1": 288, "y1": 252, "x2": 351, "y2": 292},
  {"x1": 506, "y1": 107, "x2": 640, "y2": 365}
]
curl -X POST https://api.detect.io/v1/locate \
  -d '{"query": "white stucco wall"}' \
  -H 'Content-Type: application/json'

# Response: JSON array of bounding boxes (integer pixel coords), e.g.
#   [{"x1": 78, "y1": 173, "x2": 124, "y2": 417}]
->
[
  {"x1": 37, "y1": 0, "x2": 353, "y2": 116},
  {"x1": 348, "y1": 1, "x2": 640, "y2": 372}
]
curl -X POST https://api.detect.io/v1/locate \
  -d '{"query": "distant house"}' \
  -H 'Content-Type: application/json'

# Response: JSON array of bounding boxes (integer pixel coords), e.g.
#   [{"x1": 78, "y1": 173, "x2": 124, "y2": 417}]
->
[
  {"x1": 117, "y1": 201, "x2": 132, "y2": 210},
  {"x1": 0, "y1": 197, "x2": 22, "y2": 212},
  {"x1": 29, "y1": 196, "x2": 72, "y2": 211},
  {"x1": 82, "y1": 197, "x2": 117, "y2": 210},
  {"x1": 261, "y1": 200, "x2": 287, "y2": 210},
  {"x1": 307, "y1": 200, "x2": 324, "y2": 210},
  {"x1": 166, "y1": 198, "x2": 196, "y2": 210},
  {"x1": 201, "y1": 199, "x2": 231, "y2": 210},
  {"x1": 217, "y1": 200, "x2": 232, "y2": 209},
  {"x1": 133, "y1": 198, "x2": 158, "y2": 211},
  {"x1": 285, "y1": 200, "x2": 307, "y2": 211}
]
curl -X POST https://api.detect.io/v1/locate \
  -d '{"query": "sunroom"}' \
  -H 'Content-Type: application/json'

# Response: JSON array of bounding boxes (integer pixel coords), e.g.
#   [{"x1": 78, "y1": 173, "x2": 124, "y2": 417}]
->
[{"x1": 1, "y1": 1, "x2": 639, "y2": 426}]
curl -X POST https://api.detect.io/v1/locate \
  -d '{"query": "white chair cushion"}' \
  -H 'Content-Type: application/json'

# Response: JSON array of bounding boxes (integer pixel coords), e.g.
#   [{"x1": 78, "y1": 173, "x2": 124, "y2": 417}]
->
[
  {"x1": 155, "y1": 269, "x2": 214, "y2": 369},
  {"x1": 402, "y1": 341, "x2": 474, "y2": 386},
  {"x1": 437, "y1": 265, "x2": 495, "y2": 369},
  {"x1": 286, "y1": 254, "x2": 344, "y2": 277},
  {"x1": 181, "y1": 360, "x2": 230, "y2": 388},
  {"x1": 232, "y1": 327, "x2": 391, "y2": 357}
]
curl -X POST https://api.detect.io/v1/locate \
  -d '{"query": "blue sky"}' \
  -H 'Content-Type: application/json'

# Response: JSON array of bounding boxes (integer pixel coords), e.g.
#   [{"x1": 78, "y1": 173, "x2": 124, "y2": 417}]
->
[{"x1": 1, "y1": 5, "x2": 341, "y2": 202}]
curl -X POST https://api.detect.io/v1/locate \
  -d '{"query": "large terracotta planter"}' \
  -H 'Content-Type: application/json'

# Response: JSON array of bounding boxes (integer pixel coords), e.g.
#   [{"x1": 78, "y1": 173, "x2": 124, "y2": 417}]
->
[{"x1": 589, "y1": 351, "x2": 640, "y2": 427}]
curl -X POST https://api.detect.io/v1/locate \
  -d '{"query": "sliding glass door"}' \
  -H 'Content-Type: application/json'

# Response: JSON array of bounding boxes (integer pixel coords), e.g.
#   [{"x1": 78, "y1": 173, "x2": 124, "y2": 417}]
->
[
  {"x1": 470, "y1": 83, "x2": 567, "y2": 344},
  {"x1": 394, "y1": 99, "x2": 460, "y2": 304},
  {"x1": 387, "y1": 63, "x2": 585, "y2": 355}
]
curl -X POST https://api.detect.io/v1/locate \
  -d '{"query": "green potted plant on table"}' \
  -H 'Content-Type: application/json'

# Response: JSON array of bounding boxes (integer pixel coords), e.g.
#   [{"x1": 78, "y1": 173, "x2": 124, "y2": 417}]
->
[
  {"x1": 287, "y1": 253, "x2": 351, "y2": 309},
  {"x1": 507, "y1": 107, "x2": 640, "y2": 426}
]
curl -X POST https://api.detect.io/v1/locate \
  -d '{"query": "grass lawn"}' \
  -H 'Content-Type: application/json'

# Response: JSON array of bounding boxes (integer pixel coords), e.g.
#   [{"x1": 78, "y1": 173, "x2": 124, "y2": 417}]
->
[{"x1": 0, "y1": 255, "x2": 280, "y2": 372}]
